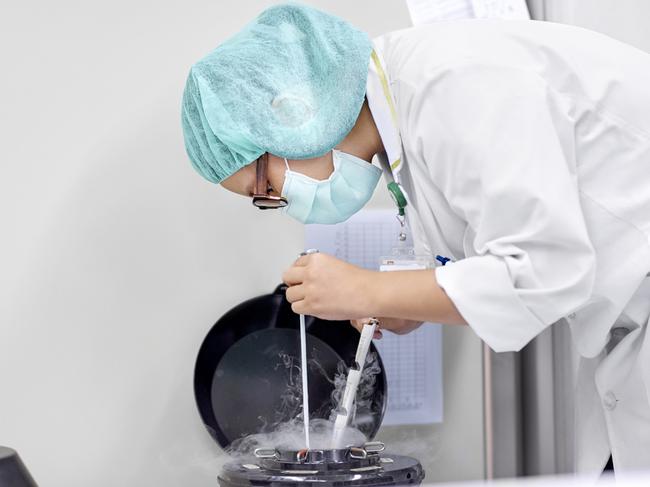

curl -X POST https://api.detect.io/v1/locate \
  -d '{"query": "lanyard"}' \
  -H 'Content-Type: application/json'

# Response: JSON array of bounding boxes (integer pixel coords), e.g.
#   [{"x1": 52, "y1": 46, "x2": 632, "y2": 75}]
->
[
  {"x1": 369, "y1": 51, "x2": 451, "y2": 268},
  {"x1": 370, "y1": 51, "x2": 402, "y2": 173},
  {"x1": 370, "y1": 50, "x2": 409, "y2": 239}
]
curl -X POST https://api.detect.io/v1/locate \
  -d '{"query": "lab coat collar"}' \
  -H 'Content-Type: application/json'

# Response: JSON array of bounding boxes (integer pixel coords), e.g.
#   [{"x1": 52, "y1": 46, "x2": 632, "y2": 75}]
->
[{"x1": 366, "y1": 43, "x2": 403, "y2": 182}]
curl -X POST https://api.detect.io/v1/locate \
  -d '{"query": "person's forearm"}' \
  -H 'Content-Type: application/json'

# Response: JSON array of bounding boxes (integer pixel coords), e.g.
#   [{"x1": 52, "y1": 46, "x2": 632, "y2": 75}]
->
[{"x1": 364, "y1": 269, "x2": 467, "y2": 326}]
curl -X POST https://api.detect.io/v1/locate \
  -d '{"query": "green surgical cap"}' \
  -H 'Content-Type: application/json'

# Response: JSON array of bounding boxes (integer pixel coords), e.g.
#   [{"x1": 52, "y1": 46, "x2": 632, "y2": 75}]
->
[{"x1": 181, "y1": 3, "x2": 373, "y2": 184}]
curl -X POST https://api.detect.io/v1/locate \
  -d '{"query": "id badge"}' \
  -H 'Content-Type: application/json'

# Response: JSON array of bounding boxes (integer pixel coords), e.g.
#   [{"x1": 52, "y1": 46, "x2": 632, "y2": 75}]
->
[
  {"x1": 379, "y1": 203, "x2": 452, "y2": 272},
  {"x1": 379, "y1": 247, "x2": 434, "y2": 272}
]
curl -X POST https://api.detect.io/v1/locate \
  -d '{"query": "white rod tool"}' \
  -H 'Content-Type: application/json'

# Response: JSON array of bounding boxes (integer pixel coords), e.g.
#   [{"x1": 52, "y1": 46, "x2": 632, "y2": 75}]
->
[
  {"x1": 299, "y1": 313, "x2": 310, "y2": 449},
  {"x1": 298, "y1": 249, "x2": 319, "y2": 449},
  {"x1": 331, "y1": 318, "x2": 379, "y2": 449}
]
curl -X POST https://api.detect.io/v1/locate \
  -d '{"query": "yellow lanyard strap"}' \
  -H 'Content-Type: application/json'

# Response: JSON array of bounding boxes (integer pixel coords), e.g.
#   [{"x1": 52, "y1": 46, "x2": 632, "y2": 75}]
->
[{"x1": 370, "y1": 51, "x2": 401, "y2": 172}]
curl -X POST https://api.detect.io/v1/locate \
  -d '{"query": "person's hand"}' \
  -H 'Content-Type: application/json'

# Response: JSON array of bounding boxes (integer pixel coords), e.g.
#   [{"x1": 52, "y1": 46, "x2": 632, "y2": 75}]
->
[
  {"x1": 282, "y1": 252, "x2": 372, "y2": 320},
  {"x1": 350, "y1": 318, "x2": 424, "y2": 339}
]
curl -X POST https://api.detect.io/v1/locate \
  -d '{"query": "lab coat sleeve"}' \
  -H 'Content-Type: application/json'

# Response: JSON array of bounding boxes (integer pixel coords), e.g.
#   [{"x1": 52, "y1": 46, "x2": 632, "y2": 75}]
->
[{"x1": 408, "y1": 64, "x2": 596, "y2": 352}]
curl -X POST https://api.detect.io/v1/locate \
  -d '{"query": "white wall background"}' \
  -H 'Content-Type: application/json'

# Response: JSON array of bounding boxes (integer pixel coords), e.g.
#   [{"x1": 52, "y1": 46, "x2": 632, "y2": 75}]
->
[
  {"x1": 536, "y1": 0, "x2": 650, "y2": 53},
  {"x1": 0, "y1": 1, "x2": 486, "y2": 486}
]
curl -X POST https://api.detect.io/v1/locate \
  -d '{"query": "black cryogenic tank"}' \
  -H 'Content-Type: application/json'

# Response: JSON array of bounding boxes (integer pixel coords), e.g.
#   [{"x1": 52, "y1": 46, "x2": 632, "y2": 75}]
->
[{"x1": 194, "y1": 285, "x2": 425, "y2": 486}]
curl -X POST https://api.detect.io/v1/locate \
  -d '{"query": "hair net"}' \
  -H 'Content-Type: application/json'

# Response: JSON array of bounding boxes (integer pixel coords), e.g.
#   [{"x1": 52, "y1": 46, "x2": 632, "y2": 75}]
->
[{"x1": 181, "y1": 3, "x2": 373, "y2": 184}]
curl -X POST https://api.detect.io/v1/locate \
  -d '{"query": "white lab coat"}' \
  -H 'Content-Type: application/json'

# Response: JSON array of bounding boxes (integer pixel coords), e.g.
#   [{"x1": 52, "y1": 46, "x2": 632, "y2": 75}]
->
[{"x1": 366, "y1": 19, "x2": 650, "y2": 475}]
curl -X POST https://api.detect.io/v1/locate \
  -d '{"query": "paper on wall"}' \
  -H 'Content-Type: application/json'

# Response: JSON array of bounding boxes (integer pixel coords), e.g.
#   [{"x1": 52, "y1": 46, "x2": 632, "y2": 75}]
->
[
  {"x1": 471, "y1": 0, "x2": 530, "y2": 19},
  {"x1": 406, "y1": 0, "x2": 474, "y2": 24},
  {"x1": 405, "y1": 0, "x2": 529, "y2": 25},
  {"x1": 304, "y1": 209, "x2": 443, "y2": 425}
]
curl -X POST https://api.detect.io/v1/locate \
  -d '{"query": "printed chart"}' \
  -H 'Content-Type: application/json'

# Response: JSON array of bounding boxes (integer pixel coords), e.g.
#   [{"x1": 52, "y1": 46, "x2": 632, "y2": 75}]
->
[{"x1": 305, "y1": 210, "x2": 443, "y2": 424}]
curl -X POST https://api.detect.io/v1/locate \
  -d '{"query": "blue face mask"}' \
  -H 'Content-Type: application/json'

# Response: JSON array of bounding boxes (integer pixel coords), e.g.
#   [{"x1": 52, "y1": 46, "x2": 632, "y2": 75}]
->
[{"x1": 281, "y1": 150, "x2": 382, "y2": 224}]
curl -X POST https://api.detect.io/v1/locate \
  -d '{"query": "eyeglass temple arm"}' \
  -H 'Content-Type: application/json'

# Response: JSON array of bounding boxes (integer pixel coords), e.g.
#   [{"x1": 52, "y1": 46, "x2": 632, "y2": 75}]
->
[{"x1": 254, "y1": 154, "x2": 268, "y2": 196}]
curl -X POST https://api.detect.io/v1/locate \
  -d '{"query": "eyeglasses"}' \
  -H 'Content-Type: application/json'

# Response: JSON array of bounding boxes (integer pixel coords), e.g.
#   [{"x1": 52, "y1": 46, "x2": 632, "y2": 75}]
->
[{"x1": 251, "y1": 153, "x2": 288, "y2": 210}]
